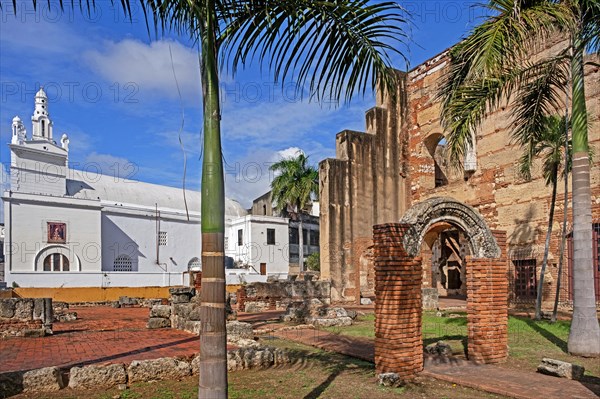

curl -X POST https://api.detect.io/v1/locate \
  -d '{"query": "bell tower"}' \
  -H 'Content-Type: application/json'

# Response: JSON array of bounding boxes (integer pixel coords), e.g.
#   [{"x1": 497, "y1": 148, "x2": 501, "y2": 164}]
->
[{"x1": 31, "y1": 87, "x2": 53, "y2": 141}]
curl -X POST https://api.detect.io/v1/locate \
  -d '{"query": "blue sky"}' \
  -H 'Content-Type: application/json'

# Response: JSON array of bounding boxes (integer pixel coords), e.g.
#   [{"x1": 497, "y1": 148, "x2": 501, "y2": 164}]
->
[{"x1": 0, "y1": 0, "x2": 488, "y2": 213}]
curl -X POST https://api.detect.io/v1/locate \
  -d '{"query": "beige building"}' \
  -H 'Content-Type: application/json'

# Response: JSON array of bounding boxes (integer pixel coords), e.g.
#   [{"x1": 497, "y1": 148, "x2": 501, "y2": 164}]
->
[{"x1": 320, "y1": 42, "x2": 600, "y2": 305}]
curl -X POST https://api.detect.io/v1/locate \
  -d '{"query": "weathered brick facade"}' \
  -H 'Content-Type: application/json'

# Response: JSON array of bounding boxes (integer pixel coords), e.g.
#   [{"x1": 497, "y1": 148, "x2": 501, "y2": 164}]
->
[
  {"x1": 320, "y1": 40, "x2": 600, "y2": 305},
  {"x1": 373, "y1": 223, "x2": 423, "y2": 379},
  {"x1": 373, "y1": 224, "x2": 508, "y2": 379}
]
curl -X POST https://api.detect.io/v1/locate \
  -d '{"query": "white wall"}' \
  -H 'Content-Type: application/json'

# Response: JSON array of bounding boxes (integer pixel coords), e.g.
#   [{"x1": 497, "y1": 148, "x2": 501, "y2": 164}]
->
[
  {"x1": 101, "y1": 204, "x2": 201, "y2": 278},
  {"x1": 226, "y1": 215, "x2": 289, "y2": 276},
  {"x1": 3, "y1": 193, "x2": 102, "y2": 287}
]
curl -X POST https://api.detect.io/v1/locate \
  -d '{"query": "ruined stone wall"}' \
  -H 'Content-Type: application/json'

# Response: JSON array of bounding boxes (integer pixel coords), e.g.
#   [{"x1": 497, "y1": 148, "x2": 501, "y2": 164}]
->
[
  {"x1": 407, "y1": 42, "x2": 599, "y2": 306},
  {"x1": 319, "y1": 75, "x2": 410, "y2": 302},
  {"x1": 237, "y1": 280, "x2": 330, "y2": 312},
  {"x1": 0, "y1": 298, "x2": 53, "y2": 337},
  {"x1": 321, "y1": 38, "x2": 600, "y2": 304}
]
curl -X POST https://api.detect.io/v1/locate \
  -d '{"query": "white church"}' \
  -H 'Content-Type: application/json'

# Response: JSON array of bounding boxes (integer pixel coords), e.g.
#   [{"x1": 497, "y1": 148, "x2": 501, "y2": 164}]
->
[{"x1": 2, "y1": 88, "x2": 291, "y2": 288}]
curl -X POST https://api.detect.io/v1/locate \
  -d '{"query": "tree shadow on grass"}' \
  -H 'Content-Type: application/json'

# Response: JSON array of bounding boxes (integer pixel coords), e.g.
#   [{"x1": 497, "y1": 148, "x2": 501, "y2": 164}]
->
[
  {"x1": 520, "y1": 317, "x2": 568, "y2": 353},
  {"x1": 276, "y1": 345, "x2": 375, "y2": 399}
]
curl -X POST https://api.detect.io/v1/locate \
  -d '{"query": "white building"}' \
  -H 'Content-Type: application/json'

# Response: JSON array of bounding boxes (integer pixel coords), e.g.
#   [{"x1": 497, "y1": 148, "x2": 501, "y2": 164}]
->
[
  {"x1": 2, "y1": 88, "x2": 249, "y2": 288},
  {"x1": 225, "y1": 215, "x2": 290, "y2": 284}
]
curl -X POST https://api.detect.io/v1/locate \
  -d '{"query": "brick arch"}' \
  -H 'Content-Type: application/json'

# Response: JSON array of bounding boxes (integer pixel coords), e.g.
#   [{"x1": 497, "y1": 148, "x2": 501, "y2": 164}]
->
[{"x1": 399, "y1": 197, "x2": 500, "y2": 258}]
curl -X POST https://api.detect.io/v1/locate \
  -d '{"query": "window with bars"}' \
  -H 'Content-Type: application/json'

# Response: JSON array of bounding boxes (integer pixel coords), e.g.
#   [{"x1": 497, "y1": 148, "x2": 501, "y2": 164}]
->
[
  {"x1": 114, "y1": 255, "x2": 133, "y2": 272},
  {"x1": 43, "y1": 254, "x2": 70, "y2": 271},
  {"x1": 513, "y1": 259, "x2": 537, "y2": 300},
  {"x1": 158, "y1": 231, "x2": 168, "y2": 246}
]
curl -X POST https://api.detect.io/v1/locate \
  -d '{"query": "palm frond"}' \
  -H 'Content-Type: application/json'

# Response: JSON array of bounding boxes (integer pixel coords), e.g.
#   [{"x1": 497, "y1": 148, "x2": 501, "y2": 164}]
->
[
  {"x1": 219, "y1": 0, "x2": 409, "y2": 105},
  {"x1": 510, "y1": 54, "x2": 570, "y2": 150}
]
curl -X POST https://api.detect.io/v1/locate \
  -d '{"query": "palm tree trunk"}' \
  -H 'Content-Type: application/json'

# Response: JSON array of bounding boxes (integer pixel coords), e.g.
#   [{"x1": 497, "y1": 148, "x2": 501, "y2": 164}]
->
[
  {"x1": 552, "y1": 105, "x2": 570, "y2": 323},
  {"x1": 298, "y1": 216, "x2": 304, "y2": 272},
  {"x1": 198, "y1": 2, "x2": 228, "y2": 397},
  {"x1": 535, "y1": 166, "x2": 558, "y2": 320},
  {"x1": 567, "y1": 38, "x2": 600, "y2": 356}
]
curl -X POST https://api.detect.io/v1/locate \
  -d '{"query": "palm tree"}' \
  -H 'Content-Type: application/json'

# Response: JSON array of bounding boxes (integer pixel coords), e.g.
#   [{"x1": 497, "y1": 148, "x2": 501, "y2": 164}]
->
[
  {"x1": 439, "y1": 0, "x2": 600, "y2": 356},
  {"x1": 518, "y1": 115, "x2": 569, "y2": 320},
  {"x1": 12, "y1": 1, "x2": 409, "y2": 396},
  {"x1": 270, "y1": 152, "x2": 319, "y2": 272}
]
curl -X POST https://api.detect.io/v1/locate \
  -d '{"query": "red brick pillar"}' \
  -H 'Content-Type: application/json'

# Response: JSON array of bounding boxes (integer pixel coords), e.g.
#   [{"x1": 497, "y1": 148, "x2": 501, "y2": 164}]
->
[
  {"x1": 466, "y1": 255, "x2": 508, "y2": 363},
  {"x1": 236, "y1": 286, "x2": 247, "y2": 312},
  {"x1": 374, "y1": 223, "x2": 423, "y2": 380}
]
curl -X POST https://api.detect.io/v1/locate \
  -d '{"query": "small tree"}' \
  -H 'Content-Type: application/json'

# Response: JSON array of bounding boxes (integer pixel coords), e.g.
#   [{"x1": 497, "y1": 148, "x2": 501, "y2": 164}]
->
[
  {"x1": 270, "y1": 152, "x2": 318, "y2": 271},
  {"x1": 518, "y1": 115, "x2": 569, "y2": 320},
  {"x1": 306, "y1": 252, "x2": 320, "y2": 272}
]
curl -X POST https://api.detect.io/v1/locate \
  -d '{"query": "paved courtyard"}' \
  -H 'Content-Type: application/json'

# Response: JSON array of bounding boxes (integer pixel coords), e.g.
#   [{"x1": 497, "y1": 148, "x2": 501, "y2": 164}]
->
[{"x1": 0, "y1": 307, "x2": 201, "y2": 373}]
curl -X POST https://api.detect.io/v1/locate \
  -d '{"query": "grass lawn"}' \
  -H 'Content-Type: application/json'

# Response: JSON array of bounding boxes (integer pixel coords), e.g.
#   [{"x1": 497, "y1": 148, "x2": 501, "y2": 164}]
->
[
  {"x1": 11, "y1": 339, "x2": 508, "y2": 399},
  {"x1": 324, "y1": 312, "x2": 600, "y2": 383}
]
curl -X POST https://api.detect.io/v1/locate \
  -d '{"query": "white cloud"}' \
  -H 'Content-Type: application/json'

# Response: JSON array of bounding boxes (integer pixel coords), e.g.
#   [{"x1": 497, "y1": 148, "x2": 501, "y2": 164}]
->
[
  {"x1": 224, "y1": 146, "x2": 327, "y2": 208},
  {"x1": 84, "y1": 39, "x2": 202, "y2": 103}
]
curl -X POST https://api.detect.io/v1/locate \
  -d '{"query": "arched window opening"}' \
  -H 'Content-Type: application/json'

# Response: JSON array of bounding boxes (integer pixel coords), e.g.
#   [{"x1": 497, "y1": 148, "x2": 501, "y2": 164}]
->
[
  {"x1": 41, "y1": 119, "x2": 46, "y2": 137},
  {"x1": 424, "y1": 134, "x2": 448, "y2": 188},
  {"x1": 188, "y1": 257, "x2": 201, "y2": 270},
  {"x1": 43, "y1": 254, "x2": 70, "y2": 271},
  {"x1": 114, "y1": 255, "x2": 133, "y2": 272}
]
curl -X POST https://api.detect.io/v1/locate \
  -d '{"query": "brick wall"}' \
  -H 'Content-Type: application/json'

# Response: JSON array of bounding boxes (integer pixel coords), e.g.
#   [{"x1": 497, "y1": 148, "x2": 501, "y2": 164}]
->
[
  {"x1": 373, "y1": 223, "x2": 423, "y2": 379},
  {"x1": 466, "y1": 256, "x2": 509, "y2": 363}
]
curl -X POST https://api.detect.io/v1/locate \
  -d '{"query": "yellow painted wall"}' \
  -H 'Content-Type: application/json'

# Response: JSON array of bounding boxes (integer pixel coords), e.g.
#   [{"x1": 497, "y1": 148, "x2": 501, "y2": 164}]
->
[
  {"x1": 0, "y1": 290, "x2": 16, "y2": 299},
  {"x1": 226, "y1": 284, "x2": 241, "y2": 294},
  {"x1": 13, "y1": 286, "x2": 173, "y2": 303}
]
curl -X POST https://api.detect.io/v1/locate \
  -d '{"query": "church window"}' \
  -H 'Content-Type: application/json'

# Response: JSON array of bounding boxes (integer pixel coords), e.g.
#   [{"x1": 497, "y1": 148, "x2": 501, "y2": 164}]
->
[
  {"x1": 267, "y1": 229, "x2": 275, "y2": 245},
  {"x1": 114, "y1": 255, "x2": 133, "y2": 272},
  {"x1": 188, "y1": 257, "x2": 201, "y2": 270},
  {"x1": 237, "y1": 229, "x2": 243, "y2": 246},
  {"x1": 43, "y1": 254, "x2": 70, "y2": 271},
  {"x1": 158, "y1": 231, "x2": 168, "y2": 246},
  {"x1": 41, "y1": 120, "x2": 46, "y2": 137}
]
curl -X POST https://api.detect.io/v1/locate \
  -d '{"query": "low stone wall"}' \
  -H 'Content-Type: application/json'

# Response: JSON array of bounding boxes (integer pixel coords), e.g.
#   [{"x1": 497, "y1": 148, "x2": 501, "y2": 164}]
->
[
  {"x1": 237, "y1": 280, "x2": 331, "y2": 313},
  {"x1": 0, "y1": 348, "x2": 294, "y2": 395},
  {"x1": 147, "y1": 287, "x2": 201, "y2": 334},
  {"x1": 0, "y1": 298, "x2": 53, "y2": 338}
]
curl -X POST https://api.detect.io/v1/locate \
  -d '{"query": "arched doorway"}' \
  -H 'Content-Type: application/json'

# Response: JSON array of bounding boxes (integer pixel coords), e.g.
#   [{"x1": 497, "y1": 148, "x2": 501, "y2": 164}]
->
[{"x1": 373, "y1": 197, "x2": 508, "y2": 381}]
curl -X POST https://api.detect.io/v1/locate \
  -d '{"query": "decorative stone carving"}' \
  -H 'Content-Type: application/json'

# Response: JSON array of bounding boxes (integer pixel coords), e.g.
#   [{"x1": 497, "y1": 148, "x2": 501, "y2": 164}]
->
[{"x1": 399, "y1": 197, "x2": 500, "y2": 258}]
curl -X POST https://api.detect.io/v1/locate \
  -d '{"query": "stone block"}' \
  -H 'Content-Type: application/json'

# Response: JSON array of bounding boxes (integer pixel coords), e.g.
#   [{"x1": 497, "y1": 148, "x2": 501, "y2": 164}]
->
[
  {"x1": 22, "y1": 367, "x2": 64, "y2": 392},
  {"x1": 147, "y1": 317, "x2": 171, "y2": 329},
  {"x1": 226, "y1": 321, "x2": 253, "y2": 340},
  {"x1": 127, "y1": 358, "x2": 191, "y2": 383},
  {"x1": 69, "y1": 364, "x2": 127, "y2": 389},
  {"x1": 169, "y1": 287, "x2": 196, "y2": 296},
  {"x1": 188, "y1": 305, "x2": 202, "y2": 321},
  {"x1": 172, "y1": 303, "x2": 193, "y2": 318},
  {"x1": 0, "y1": 371, "x2": 23, "y2": 396},
  {"x1": 378, "y1": 372, "x2": 402, "y2": 387},
  {"x1": 191, "y1": 355, "x2": 200, "y2": 375},
  {"x1": 150, "y1": 305, "x2": 171, "y2": 319},
  {"x1": 0, "y1": 299, "x2": 17, "y2": 318},
  {"x1": 360, "y1": 298, "x2": 373, "y2": 305},
  {"x1": 425, "y1": 341, "x2": 452, "y2": 356},
  {"x1": 537, "y1": 358, "x2": 585, "y2": 380}
]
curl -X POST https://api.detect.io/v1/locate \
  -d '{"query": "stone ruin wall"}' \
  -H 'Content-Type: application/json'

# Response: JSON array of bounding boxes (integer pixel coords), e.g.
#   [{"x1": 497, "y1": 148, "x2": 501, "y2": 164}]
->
[
  {"x1": 237, "y1": 280, "x2": 331, "y2": 312},
  {"x1": 0, "y1": 298, "x2": 53, "y2": 337},
  {"x1": 320, "y1": 38, "x2": 600, "y2": 305},
  {"x1": 319, "y1": 76, "x2": 410, "y2": 303}
]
